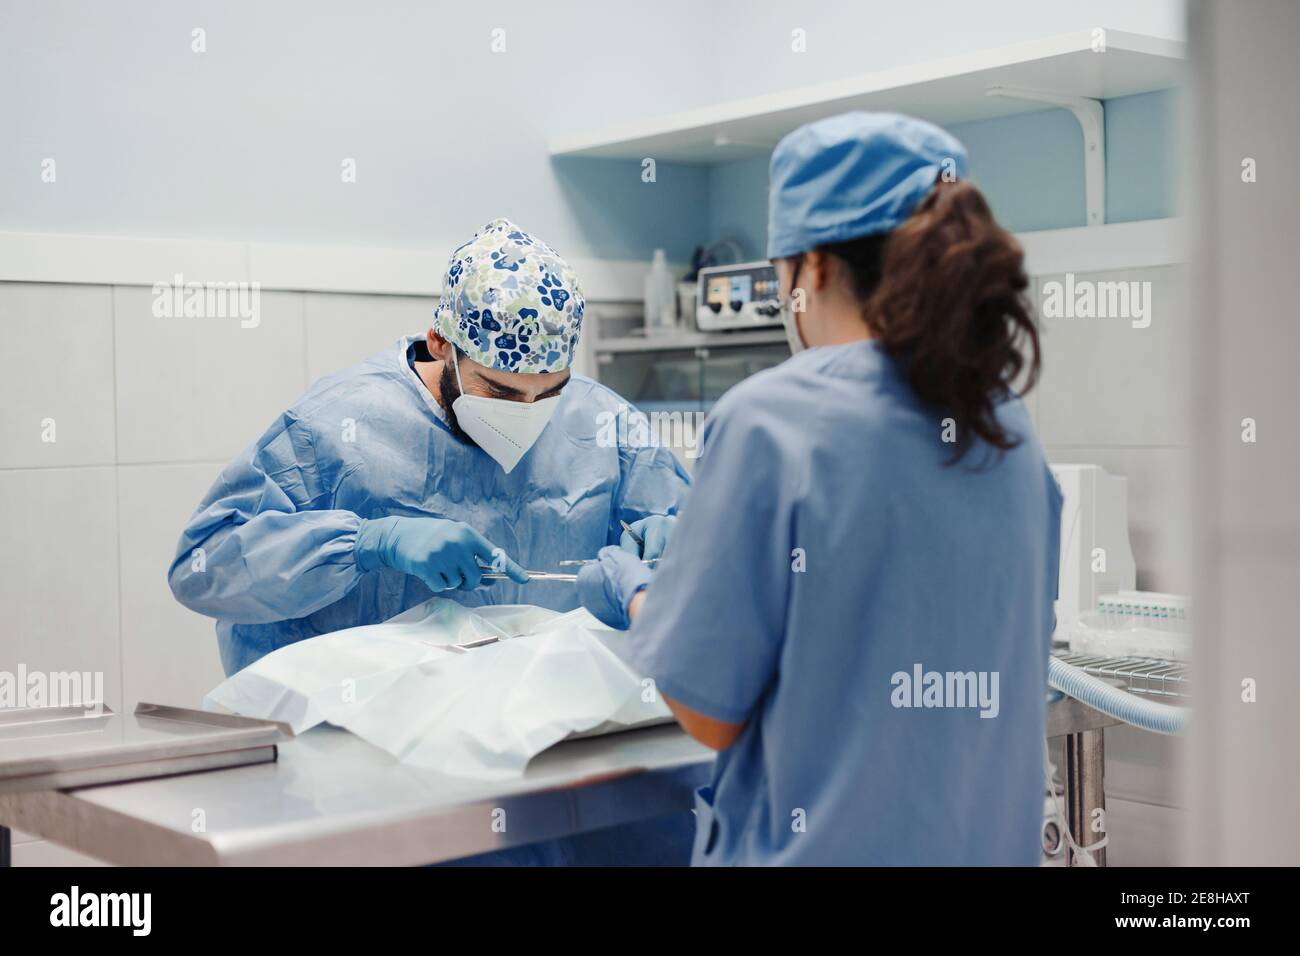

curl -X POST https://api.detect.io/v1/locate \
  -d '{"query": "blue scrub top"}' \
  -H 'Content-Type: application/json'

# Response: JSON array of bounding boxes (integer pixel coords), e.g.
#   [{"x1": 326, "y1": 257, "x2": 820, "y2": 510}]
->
[
  {"x1": 170, "y1": 336, "x2": 690, "y2": 675},
  {"x1": 628, "y1": 340, "x2": 1061, "y2": 866}
]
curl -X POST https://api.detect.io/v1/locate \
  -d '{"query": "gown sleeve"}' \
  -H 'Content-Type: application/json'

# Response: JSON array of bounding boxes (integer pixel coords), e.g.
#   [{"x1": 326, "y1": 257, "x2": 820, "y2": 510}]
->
[
  {"x1": 167, "y1": 412, "x2": 367, "y2": 624},
  {"x1": 610, "y1": 403, "x2": 692, "y2": 539},
  {"x1": 624, "y1": 392, "x2": 806, "y2": 723}
]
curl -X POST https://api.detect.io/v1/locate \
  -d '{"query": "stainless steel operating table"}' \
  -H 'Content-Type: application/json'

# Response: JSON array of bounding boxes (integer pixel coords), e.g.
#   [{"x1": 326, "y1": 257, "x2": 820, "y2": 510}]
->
[{"x1": 0, "y1": 695, "x2": 1118, "y2": 866}]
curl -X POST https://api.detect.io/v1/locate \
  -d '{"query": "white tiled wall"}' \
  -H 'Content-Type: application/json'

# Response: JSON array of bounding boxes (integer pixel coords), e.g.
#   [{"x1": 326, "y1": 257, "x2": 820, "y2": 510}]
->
[
  {"x1": 0, "y1": 281, "x2": 436, "y2": 865},
  {"x1": 0, "y1": 284, "x2": 117, "y2": 468},
  {"x1": 304, "y1": 293, "x2": 433, "y2": 383},
  {"x1": 1033, "y1": 264, "x2": 1191, "y2": 863},
  {"x1": 112, "y1": 288, "x2": 309, "y2": 464},
  {"x1": 0, "y1": 467, "x2": 122, "y2": 709},
  {"x1": 1034, "y1": 265, "x2": 1192, "y2": 593},
  {"x1": 116, "y1": 463, "x2": 243, "y2": 709}
]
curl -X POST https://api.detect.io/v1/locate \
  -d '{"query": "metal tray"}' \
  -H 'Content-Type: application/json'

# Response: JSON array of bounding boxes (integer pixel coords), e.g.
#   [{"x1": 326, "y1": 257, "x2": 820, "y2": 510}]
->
[{"x1": 0, "y1": 702, "x2": 291, "y2": 794}]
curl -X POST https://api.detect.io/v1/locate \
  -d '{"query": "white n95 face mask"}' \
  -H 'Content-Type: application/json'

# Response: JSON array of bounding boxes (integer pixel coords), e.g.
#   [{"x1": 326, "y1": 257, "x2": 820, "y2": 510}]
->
[{"x1": 450, "y1": 350, "x2": 560, "y2": 474}]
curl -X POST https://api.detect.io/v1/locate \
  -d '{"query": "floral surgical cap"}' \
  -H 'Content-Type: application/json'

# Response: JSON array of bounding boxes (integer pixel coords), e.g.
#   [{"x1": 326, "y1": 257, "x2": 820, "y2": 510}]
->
[{"x1": 433, "y1": 218, "x2": 586, "y2": 373}]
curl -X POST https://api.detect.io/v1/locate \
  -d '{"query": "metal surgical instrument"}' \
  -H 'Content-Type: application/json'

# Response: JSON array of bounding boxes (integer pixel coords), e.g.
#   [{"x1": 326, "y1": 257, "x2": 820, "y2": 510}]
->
[
  {"x1": 557, "y1": 558, "x2": 660, "y2": 567},
  {"x1": 480, "y1": 570, "x2": 579, "y2": 582}
]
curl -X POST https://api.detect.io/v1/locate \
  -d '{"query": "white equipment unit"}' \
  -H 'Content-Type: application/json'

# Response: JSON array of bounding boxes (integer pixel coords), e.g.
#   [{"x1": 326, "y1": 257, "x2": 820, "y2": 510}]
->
[
  {"x1": 695, "y1": 260, "x2": 782, "y2": 332},
  {"x1": 1094, "y1": 591, "x2": 1188, "y2": 630},
  {"x1": 1050, "y1": 464, "x2": 1137, "y2": 638}
]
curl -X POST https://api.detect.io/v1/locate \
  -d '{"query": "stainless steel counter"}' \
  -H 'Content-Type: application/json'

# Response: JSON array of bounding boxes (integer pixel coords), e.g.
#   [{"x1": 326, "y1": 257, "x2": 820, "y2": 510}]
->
[
  {"x1": 0, "y1": 724, "x2": 714, "y2": 866},
  {"x1": 0, "y1": 693, "x2": 1123, "y2": 866}
]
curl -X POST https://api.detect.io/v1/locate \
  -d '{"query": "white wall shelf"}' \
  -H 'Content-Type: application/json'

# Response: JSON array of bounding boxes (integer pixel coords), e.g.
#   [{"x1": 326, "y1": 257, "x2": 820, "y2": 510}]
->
[{"x1": 548, "y1": 29, "x2": 1184, "y2": 164}]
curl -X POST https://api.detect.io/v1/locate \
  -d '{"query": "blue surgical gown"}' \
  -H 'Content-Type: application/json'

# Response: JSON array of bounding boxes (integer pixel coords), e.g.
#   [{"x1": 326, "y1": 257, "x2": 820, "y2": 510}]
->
[
  {"x1": 170, "y1": 335, "x2": 690, "y2": 675},
  {"x1": 628, "y1": 340, "x2": 1062, "y2": 866},
  {"x1": 170, "y1": 335, "x2": 695, "y2": 867}
]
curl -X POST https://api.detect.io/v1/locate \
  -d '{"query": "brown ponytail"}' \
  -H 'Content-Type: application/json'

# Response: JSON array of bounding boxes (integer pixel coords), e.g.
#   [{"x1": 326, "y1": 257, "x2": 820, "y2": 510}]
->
[{"x1": 821, "y1": 179, "x2": 1040, "y2": 464}]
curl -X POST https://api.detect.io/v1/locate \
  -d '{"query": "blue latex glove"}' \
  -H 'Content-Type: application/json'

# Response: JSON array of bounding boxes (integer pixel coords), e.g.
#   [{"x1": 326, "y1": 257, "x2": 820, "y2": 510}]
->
[
  {"x1": 577, "y1": 545, "x2": 654, "y2": 630},
  {"x1": 619, "y1": 514, "x2": 676, "y2": 561},
  {"x1": 355, "y1": 516, "x2": 529, "y2": 591}
]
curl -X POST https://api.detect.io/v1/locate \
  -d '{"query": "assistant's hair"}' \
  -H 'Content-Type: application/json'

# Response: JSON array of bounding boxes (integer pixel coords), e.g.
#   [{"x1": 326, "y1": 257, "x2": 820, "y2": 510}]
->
[{"x1": 820, "y1": 179, "x2": 1040, "y2": 464}]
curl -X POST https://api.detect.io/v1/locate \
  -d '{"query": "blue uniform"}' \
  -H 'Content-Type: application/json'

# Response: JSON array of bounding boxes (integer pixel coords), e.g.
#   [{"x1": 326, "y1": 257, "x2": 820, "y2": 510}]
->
[
  {"x1": 170, "y1": 336, "x2": 690, "y2": 675},
  {"x1": 628, "y1": 340, "x2": 1061, "y2": 865}
]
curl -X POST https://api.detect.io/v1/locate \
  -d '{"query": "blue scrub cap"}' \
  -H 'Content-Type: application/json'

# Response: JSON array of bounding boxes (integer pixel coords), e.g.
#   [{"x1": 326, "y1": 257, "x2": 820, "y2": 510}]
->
[
  {"x1": 766, "y1": 112, "x2": 969, "y2": 260},
  {"x1": 434, "y1": 218, "x2": 585, "y2": 374}
]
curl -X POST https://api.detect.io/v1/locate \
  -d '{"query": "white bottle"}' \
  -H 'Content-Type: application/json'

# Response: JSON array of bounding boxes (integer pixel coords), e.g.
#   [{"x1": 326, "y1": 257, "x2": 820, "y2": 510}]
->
[{"x1": 643, "y1": 249, "x2": 677, "y2": 337}]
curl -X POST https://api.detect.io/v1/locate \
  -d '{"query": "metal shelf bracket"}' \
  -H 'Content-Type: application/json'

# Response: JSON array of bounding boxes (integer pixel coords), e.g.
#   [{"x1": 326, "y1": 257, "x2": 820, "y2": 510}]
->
[{"x1": 985, "y1": 85, "x2": 1107, "y2": 227}]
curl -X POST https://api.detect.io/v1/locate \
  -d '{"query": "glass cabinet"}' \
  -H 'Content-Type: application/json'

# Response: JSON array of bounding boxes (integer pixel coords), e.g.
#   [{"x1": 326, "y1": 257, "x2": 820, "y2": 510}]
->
[{"x1": 594, "y1": 336, "x2": 790, "y2": 414}]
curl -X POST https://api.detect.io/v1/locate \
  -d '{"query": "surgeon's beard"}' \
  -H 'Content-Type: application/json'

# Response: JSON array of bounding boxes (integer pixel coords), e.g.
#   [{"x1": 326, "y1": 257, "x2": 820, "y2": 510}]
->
[{"x1": 436, "y1": 356, "x2": 480, "y2": 448}]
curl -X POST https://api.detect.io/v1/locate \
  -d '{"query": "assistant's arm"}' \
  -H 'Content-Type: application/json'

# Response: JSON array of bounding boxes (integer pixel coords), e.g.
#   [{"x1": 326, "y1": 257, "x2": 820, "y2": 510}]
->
[
  {"x1": 627, "y1": 590, "x2": 746, "y2": 750},
  {"x1": 580, "y1": 394, "x2": 797, "y2": 753}
]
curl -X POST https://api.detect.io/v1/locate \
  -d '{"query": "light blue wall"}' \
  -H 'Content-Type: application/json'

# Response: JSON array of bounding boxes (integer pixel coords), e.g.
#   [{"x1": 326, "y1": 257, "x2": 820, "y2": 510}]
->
[
  {"x1": 706, "y1": 157, "x2": 773, "y2": 262},
  {"x1": 550, "y1": 158, "x2": 710, "y2": 263},
  {"x1": 0, "y1": 1, "x2": 1182, "y2": 266},
  {"x1": 1104, "y1": 90, "x2": 1180, "y2": 223},
  {"x1": 703, "y1": 90, "x2": 1180, "y2": 260},
  {"x1": 952, "y1": 108, "x2": 1088, "y2": 232},
  {"x1": 957, "y1": 89, "x2": 1180, "y2": 229},
  {"x1": 0, "y1": 0, "x2": 716, "y2": 263},
  {"x1": 699, "y1": 0, "x2": 1184, "y2": 103}
]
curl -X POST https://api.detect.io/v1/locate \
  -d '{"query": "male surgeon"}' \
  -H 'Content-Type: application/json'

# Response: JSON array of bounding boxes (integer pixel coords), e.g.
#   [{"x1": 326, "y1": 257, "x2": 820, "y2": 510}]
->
[{"x1": 169, "y1": 218, "x2": 691, "y2": 865}]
